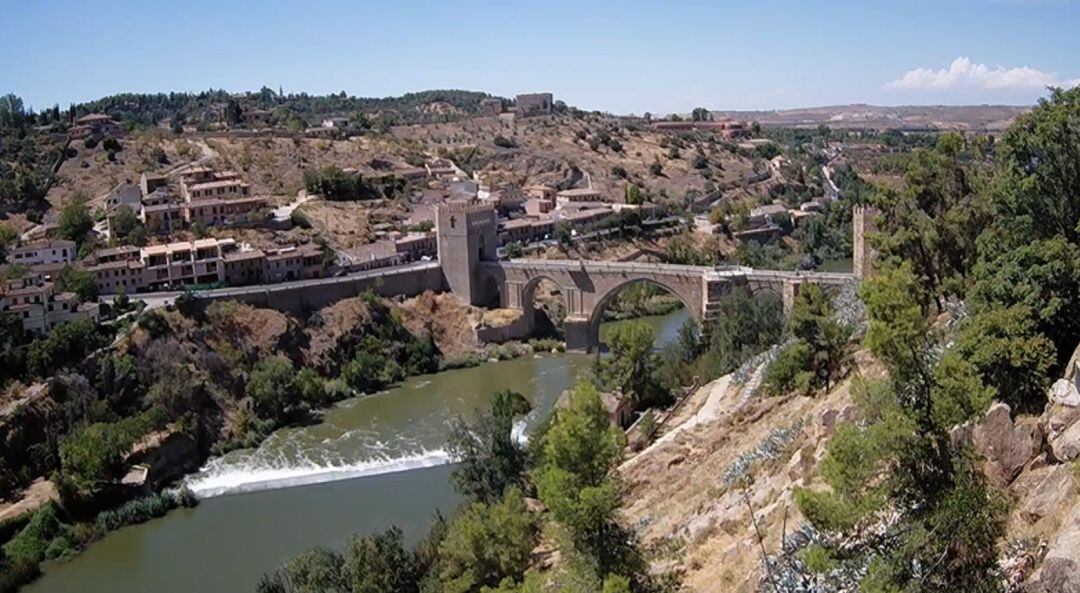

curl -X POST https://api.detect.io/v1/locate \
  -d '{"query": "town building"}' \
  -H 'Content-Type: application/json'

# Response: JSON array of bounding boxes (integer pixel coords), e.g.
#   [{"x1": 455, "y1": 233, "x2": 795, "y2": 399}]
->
[
  {"x1": 69, "y1": 113, "x2": 122, "y2": 140},
  {"x1": 479, "y1": 97, "x2": 504, "y2": 115},
  {"x1": 0, "y1": 273, "x2": 100, "y2": 335},
  {"x1": 556, "y1": 187, "x2": 603, "y2": 204},
  {"x1": 8, "y1": 239, "x2": 76, "y2": 267},
  {"x1": 321, "y1": 117, "x2": 350, "y2": 128},
  {"x1": 515, "y1": 93, "x2": 553, "y2": 116}
]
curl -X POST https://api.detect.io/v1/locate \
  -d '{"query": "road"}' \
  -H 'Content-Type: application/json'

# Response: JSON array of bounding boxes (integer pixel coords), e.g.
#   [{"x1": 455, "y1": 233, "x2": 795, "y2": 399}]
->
[{"x1": 103, "y1": 261, "x2": 441, "y2": 310}]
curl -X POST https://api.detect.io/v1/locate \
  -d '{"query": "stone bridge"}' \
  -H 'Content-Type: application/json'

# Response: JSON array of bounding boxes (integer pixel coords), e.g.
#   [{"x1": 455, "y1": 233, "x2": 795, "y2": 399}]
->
[
  {"x1": 173, "y1": 200, "x2": 869, "y2": 353},
  {"x1": 433, "y1": 200, "x2": 865, "y2": 351},
  {"x1": 477, "y1": 259, "x2": 854, "y2": 351}
]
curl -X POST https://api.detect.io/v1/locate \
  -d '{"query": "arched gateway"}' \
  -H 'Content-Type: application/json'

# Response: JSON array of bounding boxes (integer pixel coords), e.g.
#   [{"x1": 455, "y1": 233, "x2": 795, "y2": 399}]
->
[{"x1": 436, "y1": 202, "x2": 862, "y2": 352}]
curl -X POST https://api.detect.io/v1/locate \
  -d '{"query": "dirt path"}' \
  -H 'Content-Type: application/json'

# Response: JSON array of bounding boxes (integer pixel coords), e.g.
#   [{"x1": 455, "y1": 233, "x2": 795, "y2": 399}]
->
[
  {"x1": 620, "y1": 374, "x2": 732, "y2": 471},
  {"x1": 0, "y1": 479, "x2": 57, "y2": 522}
]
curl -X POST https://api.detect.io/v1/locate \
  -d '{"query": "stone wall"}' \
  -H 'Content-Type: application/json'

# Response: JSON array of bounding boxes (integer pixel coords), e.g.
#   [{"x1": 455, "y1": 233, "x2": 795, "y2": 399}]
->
[{"x1": 193, "y1": 265, "x2": 444, "y2": 315}]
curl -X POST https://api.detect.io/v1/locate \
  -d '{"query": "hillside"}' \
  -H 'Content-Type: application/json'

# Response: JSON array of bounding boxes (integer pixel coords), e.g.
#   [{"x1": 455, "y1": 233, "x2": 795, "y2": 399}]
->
[{"x1": 715, "y1": 104, "x2": 1028, "y2": 131}]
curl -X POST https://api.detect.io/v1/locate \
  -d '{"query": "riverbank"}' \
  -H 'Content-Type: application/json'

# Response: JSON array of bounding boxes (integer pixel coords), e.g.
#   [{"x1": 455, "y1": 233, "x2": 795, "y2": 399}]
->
[
  {"x1": 0, "y1": 289, "x2": 580, "y2": 592},
  {"x1": 19, "y1": 309, "x2": 690, "y2": 593}
]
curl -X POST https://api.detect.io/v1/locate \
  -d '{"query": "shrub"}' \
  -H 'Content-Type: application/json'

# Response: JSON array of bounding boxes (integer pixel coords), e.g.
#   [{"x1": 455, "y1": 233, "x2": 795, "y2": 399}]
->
[
  {"x1": 763, "y1": 341, "x2": 813, "y2": 396},
  {"x1": 2, "y1": 503, "x2": 69, "y2": 565},
  {"x1": 96, "y1": 490, "x2": 194, "y2": 532},
  {"x1": 290, "y1": 209, "x2": 312, "y2": 229}
]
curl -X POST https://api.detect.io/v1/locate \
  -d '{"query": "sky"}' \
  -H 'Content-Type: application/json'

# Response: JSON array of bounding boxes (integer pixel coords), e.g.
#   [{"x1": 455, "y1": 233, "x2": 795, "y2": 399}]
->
[{"x1": 2, "y1": 0, "x2": 1078, "y2": 115}]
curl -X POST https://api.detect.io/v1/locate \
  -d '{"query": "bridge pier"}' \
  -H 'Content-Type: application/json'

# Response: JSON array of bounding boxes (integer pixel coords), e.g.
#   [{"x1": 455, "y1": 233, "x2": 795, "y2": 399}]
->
[
  {"x1": 782, "y1": 279, "x2": 803, "y2": 318},
  {"x1": 563, "y1": 317, "x2": 595, "y2": 352}
]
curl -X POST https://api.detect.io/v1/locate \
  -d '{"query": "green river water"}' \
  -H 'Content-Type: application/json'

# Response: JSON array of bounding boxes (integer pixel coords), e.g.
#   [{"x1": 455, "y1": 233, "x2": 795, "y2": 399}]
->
[{"x1": 25, "y1": 309, "x2": 691, "y2": 593}]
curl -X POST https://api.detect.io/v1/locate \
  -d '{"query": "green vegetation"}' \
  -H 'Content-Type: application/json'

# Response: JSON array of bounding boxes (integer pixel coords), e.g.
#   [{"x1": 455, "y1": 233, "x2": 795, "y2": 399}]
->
[
  {"x1": 697, "y1": 288, "x2": 785, "y2": 380},
  {"x1": 57, "y1": 196, "x2": 94, "y2": 248},
  {"x1": 263, "y1": 379, "x2": 658, "y2": 593},
  {"x1": 303, "y1": 165, "x2": 405, "y2": 201},
  {"x1": 783, "y1": 86, "x2": 1080, "y2": 592},
  {"x1": 762, "y1": 284, "x2": 852, "y2": 396},
  {"x1": 446, "y1": 390, "x2": 532, "y2": 503},
  {"x1": 0, "y1": 94, "x2": 63, "y2": 216},
  {"x1": 597, "y1": 321, "x2": 668, "y2": 407}
]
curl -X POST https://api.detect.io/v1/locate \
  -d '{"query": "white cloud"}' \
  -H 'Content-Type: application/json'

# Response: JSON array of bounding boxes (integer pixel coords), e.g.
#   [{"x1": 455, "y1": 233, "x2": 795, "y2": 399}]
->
[{"x1": 886, "y1": 57, "x2": 1077, "y2": 91}]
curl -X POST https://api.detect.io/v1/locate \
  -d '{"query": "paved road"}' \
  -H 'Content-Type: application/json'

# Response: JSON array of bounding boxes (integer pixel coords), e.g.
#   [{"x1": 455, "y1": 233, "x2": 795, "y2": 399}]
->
[{"x1": 104, "y1": 261, "x2": 441, "y2": 309}]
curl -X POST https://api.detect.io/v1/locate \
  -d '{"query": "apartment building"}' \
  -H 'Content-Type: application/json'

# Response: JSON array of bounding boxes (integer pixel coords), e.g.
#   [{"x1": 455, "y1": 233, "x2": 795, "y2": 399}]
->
[
  {"x1": 8, "y1": 239, "x2": 76, "y2": 266},
  {"x1": 556, "y1": 188, "x2": 603, "y2": 204},
  {"x1": 87, "y1": 238, "x2": 328, "y2": 294},
  {"x1": 69, "y1": 113, "x2": 122, "y2": 140},
  {"x1": 0, "y1": 273, "x2": 100, "y2": 335}
]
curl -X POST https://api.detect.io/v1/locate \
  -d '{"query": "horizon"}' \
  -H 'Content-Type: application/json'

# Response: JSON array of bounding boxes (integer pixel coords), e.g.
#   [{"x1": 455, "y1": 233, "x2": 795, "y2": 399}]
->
[{"x1": 3, "y1": 0, "x2": 1078, "y2": 114}]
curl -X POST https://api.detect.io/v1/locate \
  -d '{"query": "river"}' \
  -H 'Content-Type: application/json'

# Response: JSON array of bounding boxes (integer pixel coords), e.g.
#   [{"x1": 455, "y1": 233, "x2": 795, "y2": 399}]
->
[{"x1": 26, "y1": 308, "x2": 691, "y2": 593}]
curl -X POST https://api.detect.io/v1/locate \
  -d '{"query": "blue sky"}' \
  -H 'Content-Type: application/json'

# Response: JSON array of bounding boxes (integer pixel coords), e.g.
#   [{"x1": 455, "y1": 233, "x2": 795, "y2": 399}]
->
[{"x1": 2, "y1": 0, "x2": 1078, "y2": 114}]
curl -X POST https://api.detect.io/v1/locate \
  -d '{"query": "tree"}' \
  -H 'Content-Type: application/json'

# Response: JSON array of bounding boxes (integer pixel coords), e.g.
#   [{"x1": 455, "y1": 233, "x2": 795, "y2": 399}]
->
[
  {"x1": 110, "y1": 204, "x2": 140, "y2": 241},
  {"x1": 446, "y1": 390, "x2": 533, "y2": 503},
  {"x1": 991, "y1": 86, "x2": 1080, "y2": 246},
  {"x1": 554, "y1": 223, "x2": 572, "y2": 249},
  {"x1": 58, "y1": 197, "x2": 93, "y2": 247},
  {"x1": 56, "y1": 265, "x2": 98, "y2": 302},
  {"x1": 598, "y1": 320, "x2": 665, "y2": 406},
  {"x1": 870, "y1": 134, "x2": 991, "y2": 306},
  {"x1": 259, "y1": 547, "x2": 346, "y2": 593},
  {"x1": 690, "y1": 107, "x2": 710, "y2": 122},
  {"x1": 246, "y1": 355, "x2": 305, "y2": 423},
  {"x1": 224, "y1": 98, "x2": 243, "y2": 127},
  {"x1": 27, "y1": 319, "x2": 103, "y2": 378},
  {"x1": 788, "y1": 284, "x2": 851, "y2": 393},
  {"x1": 345, "y1": 527, "x2": 418, "y2": 593},
  {"x1": 438, "y1": 487, "x2": 535, "y2": 593},
  {"x1": 623, "y1": 184, "x2": 642, "y2": 205},
  {"x1": 535, "y1": 381, "x2": 634, "y2": 577}
]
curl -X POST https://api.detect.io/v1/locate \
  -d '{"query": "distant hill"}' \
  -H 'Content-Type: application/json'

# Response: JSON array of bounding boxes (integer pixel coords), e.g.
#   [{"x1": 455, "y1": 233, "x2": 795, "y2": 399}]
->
[{"x1": 712, "y1": 104, "x2": 1029, "y2": 131}]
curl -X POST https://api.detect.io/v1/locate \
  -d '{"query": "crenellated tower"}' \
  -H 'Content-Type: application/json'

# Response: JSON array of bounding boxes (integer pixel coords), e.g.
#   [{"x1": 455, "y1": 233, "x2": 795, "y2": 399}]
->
[{"x1": 436, "y1": 200, "x2": 498, "y2": 305}]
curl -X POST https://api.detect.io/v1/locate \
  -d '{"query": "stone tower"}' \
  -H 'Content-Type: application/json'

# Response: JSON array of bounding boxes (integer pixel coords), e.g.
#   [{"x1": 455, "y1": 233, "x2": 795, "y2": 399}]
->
[
  {"x1": 852, "y1": 204, "x2": 877, "y2": 280},
  {"x1": 436, "y1": 201, "x2": 498, "y2": 305}
]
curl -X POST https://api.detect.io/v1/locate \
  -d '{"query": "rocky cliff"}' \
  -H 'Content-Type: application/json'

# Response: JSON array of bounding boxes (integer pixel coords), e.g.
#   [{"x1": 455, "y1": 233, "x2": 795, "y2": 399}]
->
[{"x1": 621, "y1": 348, "x2": 1080, "y2": 592}]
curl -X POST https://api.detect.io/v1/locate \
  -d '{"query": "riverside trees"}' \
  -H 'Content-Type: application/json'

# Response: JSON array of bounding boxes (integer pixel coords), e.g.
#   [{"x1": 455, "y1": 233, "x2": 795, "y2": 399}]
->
[{"x1": 258, "y1": 380, "x2": 650, "y2": 593}]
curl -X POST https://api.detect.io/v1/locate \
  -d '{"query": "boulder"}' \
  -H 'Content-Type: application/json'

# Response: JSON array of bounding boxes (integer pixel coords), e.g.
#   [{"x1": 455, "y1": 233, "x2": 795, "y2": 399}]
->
[
  {"x1": 1049, "y1": 419, "x2": 1080, "y2": 463},
  {"x1": 972, "y1": 402, "x2": 1044, "y2": 488},
  {"x1": 1026, "y1": 502, "x2": 1080, "y2": 593},
  {"x1": 786, "y1": 447, "x2": 814, "y2": 482},
  {"x1": 816, "y1": 408, "x2": 840, "y2": 440},
  {"x1": 1050, "y1": 379, "x2": 1080, "y2": 408},
  {"x1": 1014, "y1": 465, "x2": 1075, "y2": 524}
]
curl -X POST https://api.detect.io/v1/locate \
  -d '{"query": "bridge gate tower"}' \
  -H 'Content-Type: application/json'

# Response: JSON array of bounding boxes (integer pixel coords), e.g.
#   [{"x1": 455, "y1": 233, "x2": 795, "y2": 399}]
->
[{"x1": 436, "y1": 201, "x2": 499, "y2": 306}]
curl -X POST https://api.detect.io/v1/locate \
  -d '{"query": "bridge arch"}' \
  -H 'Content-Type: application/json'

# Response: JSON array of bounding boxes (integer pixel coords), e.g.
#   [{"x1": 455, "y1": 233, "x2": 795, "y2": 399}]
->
[
  {"x1": 581, "y1": 276, "x2": 702, "y2": 351},
  {"x1": 518, "y1": 273, "x2": 570, "y2": 332}
]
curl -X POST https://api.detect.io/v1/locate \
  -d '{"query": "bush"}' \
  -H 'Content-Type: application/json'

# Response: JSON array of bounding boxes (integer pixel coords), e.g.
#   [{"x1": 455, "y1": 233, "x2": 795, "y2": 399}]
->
[
  {"x1": 290, "y1": 209, "x2": 312, "y2": 229},
  {"x1": 96, "y1": 490, "x2": 194, "y2": 532},
  {"x1": 763, "y1": 341, "x2": 813, "y2": 395},
  {"x1": 83, "y1": 137, "x2": 98, "y2": 150},
  {"x1": 2, "y1": 503, "x2": 69, "y2": 565}
]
